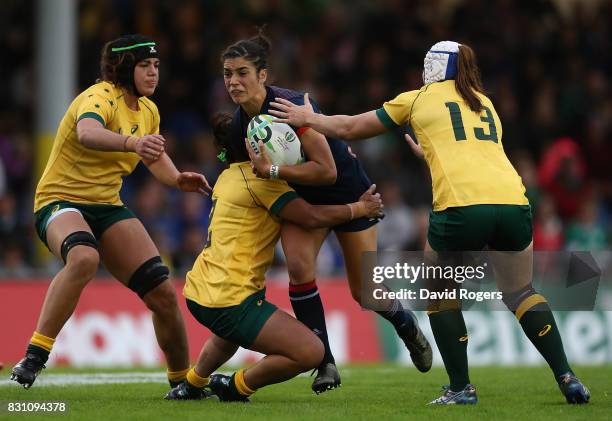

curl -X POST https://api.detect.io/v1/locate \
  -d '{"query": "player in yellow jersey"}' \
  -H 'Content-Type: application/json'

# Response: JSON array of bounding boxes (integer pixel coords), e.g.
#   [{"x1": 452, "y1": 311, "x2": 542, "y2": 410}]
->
[
  {"x1": 270, "y1": 41, "x2": 589, "y2": 405},
  {"x1": 11, "y1": 35, "x2": 210, "y2": 391},
  {"x1": 164, "y1": 113, "x2": 383, "y2": 401}
]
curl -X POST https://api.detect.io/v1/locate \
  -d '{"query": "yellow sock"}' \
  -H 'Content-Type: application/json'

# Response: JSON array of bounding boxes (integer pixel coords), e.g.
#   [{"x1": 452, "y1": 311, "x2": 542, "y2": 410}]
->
[
  {"x1": 167, "y1": 368, "x2": 190, "y2": 384},
  {"x1": 234, "y1": 368, "x2": 256, "y2": 396},
  {"x1": 30, "y1": 332, "x2": 55, "y2": 353},
  {"x1": 186, "y1": 368, "x2": 209, "y2": 388}
]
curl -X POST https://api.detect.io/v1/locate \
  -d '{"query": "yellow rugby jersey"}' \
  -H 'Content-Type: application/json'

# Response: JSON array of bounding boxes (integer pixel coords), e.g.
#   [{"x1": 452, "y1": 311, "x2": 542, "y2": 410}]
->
[
  {"x1": 184, "y1": 162, "x2": 298, "y2": 308},
  {"x1": 377, "y1": 80, "x2": 528, "y2": 211},
  {"x1": 34, "y1": 81, "x2": 160, "y2": 211}
]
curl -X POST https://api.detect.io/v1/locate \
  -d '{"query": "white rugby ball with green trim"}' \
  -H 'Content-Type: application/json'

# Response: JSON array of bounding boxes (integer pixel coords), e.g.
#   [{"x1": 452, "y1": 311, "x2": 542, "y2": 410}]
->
[{"x1": 247, "y1": 114, "x2": 304, "y2": 166}]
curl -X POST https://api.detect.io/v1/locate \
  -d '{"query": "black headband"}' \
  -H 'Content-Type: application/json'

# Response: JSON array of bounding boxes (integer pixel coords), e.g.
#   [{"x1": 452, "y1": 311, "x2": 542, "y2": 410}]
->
[{"x1": 112, "y1": 41, "x2": 159, "y2": 62}]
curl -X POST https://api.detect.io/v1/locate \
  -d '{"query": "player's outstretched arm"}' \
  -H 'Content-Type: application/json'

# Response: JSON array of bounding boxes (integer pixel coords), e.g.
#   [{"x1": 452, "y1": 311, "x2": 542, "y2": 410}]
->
[
  {"x1": 76, "y1": 118, "x2": 165, "y2": 161},
  {"x1": 269, "y1": 93, "x2": 388, "y2": 141},
  {"x1": 145, "y1": 153, "x2": 211, "y2": 195},
  {"x1": 278, "y1": 184, "x2": 383, "y2": 229}
]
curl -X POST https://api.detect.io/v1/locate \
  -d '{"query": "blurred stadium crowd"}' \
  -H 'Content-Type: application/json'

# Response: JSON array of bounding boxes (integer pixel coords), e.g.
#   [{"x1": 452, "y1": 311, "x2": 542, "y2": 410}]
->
[{"x1": 0, "y1": 0, "x2": 610, "y2": 277}]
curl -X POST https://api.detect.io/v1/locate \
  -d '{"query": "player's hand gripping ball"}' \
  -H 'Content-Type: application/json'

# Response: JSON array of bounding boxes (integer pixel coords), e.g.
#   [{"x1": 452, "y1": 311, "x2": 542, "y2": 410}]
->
[{"x1": 247, "y1": 114, "x2": 304, "y2": 166}]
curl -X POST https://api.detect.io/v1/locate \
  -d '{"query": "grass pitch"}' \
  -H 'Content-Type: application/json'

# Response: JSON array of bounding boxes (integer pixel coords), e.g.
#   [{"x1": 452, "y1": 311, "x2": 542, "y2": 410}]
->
[{"x1": 1, "y1": 365, "x2": 609, "y2": 420}]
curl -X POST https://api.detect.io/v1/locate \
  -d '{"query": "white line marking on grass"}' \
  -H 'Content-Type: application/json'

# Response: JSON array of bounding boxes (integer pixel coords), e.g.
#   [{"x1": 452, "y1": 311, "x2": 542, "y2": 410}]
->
[
  {"x1": 1, "y1": 367, "x2": 398, "y2": 387},
  {"x1": 1, "y1": 372, "x2": 168, "y2": 387}
]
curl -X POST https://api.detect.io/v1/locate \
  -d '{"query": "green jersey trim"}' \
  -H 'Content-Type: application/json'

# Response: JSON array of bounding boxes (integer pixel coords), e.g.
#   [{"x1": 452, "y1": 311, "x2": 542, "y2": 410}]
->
[
  {"x1": 270, "y1": 191, "x2": 299, "y2": 216},
  {"x1": 375, "y1": 107, "x2": 399, "y2": 129},
  {"x1": 77, "y1": 112, "x2": 105, "y2": 127}
]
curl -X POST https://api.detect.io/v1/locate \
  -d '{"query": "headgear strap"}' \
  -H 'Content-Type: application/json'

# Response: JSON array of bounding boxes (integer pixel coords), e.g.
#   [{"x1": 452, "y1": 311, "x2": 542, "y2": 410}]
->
[{"x1": 423, "y1": 41, "x2": 461, "y2": 85}]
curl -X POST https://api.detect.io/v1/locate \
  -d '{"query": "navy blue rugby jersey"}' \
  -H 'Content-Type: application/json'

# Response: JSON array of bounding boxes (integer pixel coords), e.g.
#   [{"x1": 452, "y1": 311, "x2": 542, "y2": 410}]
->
[{"x1": 231, "y1": 85, "x2": 372, "y2": 205}]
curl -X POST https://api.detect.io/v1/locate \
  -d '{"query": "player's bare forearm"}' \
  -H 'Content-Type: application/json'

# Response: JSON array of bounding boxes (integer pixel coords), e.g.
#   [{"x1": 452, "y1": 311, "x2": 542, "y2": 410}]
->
[
  {"x1": 279, "y1": 186, "x2": 381, "y2": 228},
  {"x1": 287, "y1": 202, "x2": 377, "y2": 229},
  {"x1": 77, "y1": 119, "x2": 165, "y2": 160},
  {"x1": 271, "y1": 94, "x2": 387, "y2": 141},
  {"x1": 146, "y1": 156, "x2": 211, "y2": 195},
  {"x1": 279, "y1": 161, "x2": 336, "y2": 185},
  {"x1": 280, "y1": 199, "x2": 352, "y2": 228},
  {"x1": 77, "y1": 125, "x2": 133, "y2": 152},
  {"x1": 145, "y1": 153, "x2": 180, "y2": 187},
  {"x1": 307, "y1": 204, "x2": 353, "y2": 228},
  {"x1": 305, "y1": 113, "x2": 353, "y2": 140},
  {"x1": 278, "y1": 129, "x2": 336, "y2": 184},
  {"x1": 269, "y1": 95, "x2": 352, "y2": 139},
  {"x1": 308, "y1": 111, "x2": 388, "y2": 141}
]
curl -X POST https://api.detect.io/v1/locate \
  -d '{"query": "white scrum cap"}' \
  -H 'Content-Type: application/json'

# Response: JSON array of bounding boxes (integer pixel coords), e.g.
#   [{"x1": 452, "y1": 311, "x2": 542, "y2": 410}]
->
[{"x1": 423, "y1": 41, "x2": 461, "y2": 85}]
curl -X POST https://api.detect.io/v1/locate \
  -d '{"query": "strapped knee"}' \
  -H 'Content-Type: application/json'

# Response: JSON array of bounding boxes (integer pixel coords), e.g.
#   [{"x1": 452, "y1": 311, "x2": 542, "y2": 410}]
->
[
  {"x1": 128, "y1": 256, "x2": 170, "y2": 299},
  {"x1": 61, "y1": 231, "x2": 98, "y2": 263},
  {"x1": 502, "y1": 284, "x2": 549, "y2": 320},
  {"x1": 426, "y1": 298, "x2": 462, "y2": 314}
]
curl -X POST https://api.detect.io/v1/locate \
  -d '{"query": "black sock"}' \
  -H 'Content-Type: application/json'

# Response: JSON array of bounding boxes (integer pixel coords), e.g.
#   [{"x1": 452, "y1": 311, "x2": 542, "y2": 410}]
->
[
  {"x1": 26, "y1": 344, "x2": 50, "y2": 364},
  {"x1": 428, "y1": 310, "x2": 470, "y2": 391},
  {"x1": 503, "y1": 286, "x2": 571, "y2": 378},
  {"x1": 289, "y1": 280, "x2": 335, "y2": 365},
  {"x1": 376, "y1": 299, "x2": 413, "y2": 334}
]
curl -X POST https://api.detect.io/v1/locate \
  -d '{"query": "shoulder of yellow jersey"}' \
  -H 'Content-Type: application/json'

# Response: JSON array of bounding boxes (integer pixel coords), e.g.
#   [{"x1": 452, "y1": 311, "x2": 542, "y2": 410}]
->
[
  {"x1": 80, "y1": 81, "x2": 119, "y2": 100},
  {"x1": 138, "y1": 96, "x2": 159, "y2": 114},
  {"x1": 394, "y1": 87, "x2": 423, "y2": 104},
  {"x1": 138, "y1": 96, "x2": 160, "y2": 129},
  {"x1": 380, "y1": 88, "x2": 423, "y2": 126}
]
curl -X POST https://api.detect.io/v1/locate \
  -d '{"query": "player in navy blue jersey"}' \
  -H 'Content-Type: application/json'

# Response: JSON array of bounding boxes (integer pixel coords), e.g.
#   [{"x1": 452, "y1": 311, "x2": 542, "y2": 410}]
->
[{"x1": 212, "y1": 30, "x2": 432, "y2": 393}]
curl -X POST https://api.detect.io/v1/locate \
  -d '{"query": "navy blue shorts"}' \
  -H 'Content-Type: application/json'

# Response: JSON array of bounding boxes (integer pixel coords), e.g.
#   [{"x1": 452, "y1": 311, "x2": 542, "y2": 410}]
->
[{"x1": 291, "y1": 158, "x2": 380, "y2": 232}]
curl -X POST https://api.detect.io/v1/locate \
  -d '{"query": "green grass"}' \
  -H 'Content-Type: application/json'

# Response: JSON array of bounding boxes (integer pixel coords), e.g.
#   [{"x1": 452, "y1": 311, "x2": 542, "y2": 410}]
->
[{"x1": 1, "y1": 365, "x2": 610, "y2": 420}]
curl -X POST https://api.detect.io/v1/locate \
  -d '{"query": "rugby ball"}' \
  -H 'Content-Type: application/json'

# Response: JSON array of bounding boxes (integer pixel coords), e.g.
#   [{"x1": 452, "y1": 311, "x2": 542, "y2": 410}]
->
[{"x1": 247, "y1": 114, "x2": 304, "y2": 166}]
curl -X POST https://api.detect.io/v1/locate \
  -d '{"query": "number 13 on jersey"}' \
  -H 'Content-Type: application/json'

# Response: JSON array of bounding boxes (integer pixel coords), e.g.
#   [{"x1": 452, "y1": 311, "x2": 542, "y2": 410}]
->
[{"x1": 445, "y1": 101, "x2": 498, "y2": 143}]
